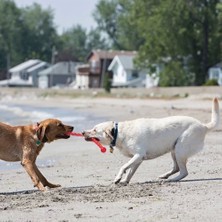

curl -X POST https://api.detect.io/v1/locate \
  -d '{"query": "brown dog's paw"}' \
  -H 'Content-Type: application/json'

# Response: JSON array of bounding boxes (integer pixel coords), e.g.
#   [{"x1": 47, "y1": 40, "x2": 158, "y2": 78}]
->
[
  {"x1": 46, "y1": 182, "x2": 61, "y2": 188},
  {"x1": 35, "y1": 182, "x2": 46, "y2": 191}
]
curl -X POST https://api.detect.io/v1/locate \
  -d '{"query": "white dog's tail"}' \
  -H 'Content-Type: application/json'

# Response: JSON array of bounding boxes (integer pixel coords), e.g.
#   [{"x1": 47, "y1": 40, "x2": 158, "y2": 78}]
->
[{"x1": 205, "y1": 98, "x2": 220, "y2": 131}]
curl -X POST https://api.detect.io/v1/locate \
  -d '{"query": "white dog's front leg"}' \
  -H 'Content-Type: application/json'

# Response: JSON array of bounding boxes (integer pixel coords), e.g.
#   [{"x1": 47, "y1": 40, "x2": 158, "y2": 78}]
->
[
  {"x1": 114, "y1": 154, "x2": 143, "y2": 184},
  {"x1": 121, "y1": 161, "x2": 142, "y2": 185}
]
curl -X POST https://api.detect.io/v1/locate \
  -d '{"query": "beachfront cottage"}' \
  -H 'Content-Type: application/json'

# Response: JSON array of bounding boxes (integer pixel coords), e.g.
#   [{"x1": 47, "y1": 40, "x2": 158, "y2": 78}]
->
[
  {"x1": 74, "y1": 64, "x2": 101, "y2": 89},
  {"x1": 86, "y1": 50, "x2": 137, "y2": 88},
  {"x1": 26, "y1": 62, "x2": 50, "y2": 87},
  {"x1": 208, "y1": 63, "x2": 222, "y2": 85},
  {"x1": 108, "y1": 54, "x2": 147, "y2": 88},
  {"x1": 38, "y1": 61, "x2": 81, "y2": 88},
  {"x1": 0, "y1": 59, "x2": 48, "y2": 87}
]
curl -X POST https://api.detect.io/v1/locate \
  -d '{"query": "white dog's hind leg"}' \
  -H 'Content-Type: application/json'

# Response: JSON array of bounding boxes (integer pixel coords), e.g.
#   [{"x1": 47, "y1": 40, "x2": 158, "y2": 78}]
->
[
  {"x1": 168, "y1": 158, "x2": 188, "y2": 182},
  {"x1": 168, "y1": 126, "x2": 205, "y2": 182},
  {"x1": 121, "y1": 161, "x2": 142, "y2": 184},
  {"x1": 168, "y1": 141, "x2": 188, "y2": 182},
  {"x1": 159, "y1": 151, "x2": 179, "y2": 179},
  {"x1": 114, "y1": 154, "x2": 143, "y2": 184}
]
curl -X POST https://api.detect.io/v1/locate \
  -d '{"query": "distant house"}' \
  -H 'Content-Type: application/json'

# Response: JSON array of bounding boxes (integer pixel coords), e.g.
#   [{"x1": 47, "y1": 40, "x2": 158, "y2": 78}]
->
[
  {"x1": 0, "y1": 59, "x2": 46, "y2": 87},
  {"x1": 208, "y1": 63, "x2": 222, "y2": 85},
  {"x1": 86, "y1": 50, "x2": 137, "y2": 87},
  {"x1": 38, "y1": 61, "x2": 81, "y2": 88},
  {"x1": 27, "y1": 62, "x2": 50, "y2": 87},
  {"x1": 108, "y1": 54, "x2": 147, "y2": 87},
  {"x1": 74, "y1": 64, "x2": 101, "y2": 89}
]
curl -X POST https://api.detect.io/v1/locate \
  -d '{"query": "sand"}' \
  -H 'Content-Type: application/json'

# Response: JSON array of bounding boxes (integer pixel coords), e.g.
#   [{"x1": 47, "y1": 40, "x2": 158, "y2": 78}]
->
[{"x1": 0, "y1": 90, "x2": 221, "y2": 222}]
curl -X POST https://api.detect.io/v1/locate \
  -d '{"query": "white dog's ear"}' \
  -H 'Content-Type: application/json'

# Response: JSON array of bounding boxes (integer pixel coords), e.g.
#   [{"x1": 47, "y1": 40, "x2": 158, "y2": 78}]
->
[{"x1": 105, "y1": 129, "x2": 113, "y2": 140}]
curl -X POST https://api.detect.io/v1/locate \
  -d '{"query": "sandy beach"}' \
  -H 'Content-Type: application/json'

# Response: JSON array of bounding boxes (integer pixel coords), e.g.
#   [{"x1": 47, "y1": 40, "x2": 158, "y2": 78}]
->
[{"x1": 0, "y1": 88, "x2": 221, "y2": 222}]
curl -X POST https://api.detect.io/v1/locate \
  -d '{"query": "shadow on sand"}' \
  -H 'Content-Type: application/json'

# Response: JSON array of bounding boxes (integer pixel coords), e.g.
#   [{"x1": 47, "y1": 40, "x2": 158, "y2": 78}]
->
[{"x1": 0, "y1": 178, "x2": 221, "y2": 196}]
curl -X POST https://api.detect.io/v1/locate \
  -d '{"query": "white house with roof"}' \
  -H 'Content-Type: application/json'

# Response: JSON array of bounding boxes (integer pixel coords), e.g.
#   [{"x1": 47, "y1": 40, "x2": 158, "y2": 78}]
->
[
  {"x1": 108, "y1": 54, "x2": 150, "y2": 87},
  {"x1": 38, "y1": 61, "x2": 82, "y2": 88},
  {"x1": 8, "y1": 59, "x2": 41, "y2": 87},
  {"x1": 27, "y1": 61, "x2": 50, "y2": 87},
  {"x1": 208, "y1": 62, "x2": 222, "y2": 85},
  {"x1": 0, "y1": 59, "x2": 48, "y2": 87}
]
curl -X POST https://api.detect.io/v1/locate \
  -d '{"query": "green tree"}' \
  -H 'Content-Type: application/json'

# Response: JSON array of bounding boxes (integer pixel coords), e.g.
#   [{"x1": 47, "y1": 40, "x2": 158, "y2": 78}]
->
[
  {"x1": 59, "y1": 25, "x2": 88, "y2": 62},
  {"x1": 94, "y1": 0, "x2": 222, "y2": 86},
  {"x1": 58, "y1": 25, "x2": 109, "y2": 62},
  {"x1": 0, "y1": 0, "x2": 24, "y2": 70},
  {"x1": 20, "y1": 3, "x2": 58, "y2": 62},
  {"x1": 159, "y1": 61, "x2": 195, "y2": 87},
  {"x1": 93, "y1": 0, "x2": 144, "y2": 50},
  {"x1": 132, "y1": 0, "x2": 222, "y2": 85},
  {"x1": 86, "y1": 28, "x2": 109, "y2": 51},
  {"x1": 0, "y1": 1, "x2": 58, "y2": 73}
]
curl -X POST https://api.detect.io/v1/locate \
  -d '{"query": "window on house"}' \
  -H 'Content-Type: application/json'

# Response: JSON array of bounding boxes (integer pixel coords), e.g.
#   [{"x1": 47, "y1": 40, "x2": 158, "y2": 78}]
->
[
  {"x1": 132, "y1": 71, "x2": 139, "y2": 78},
  {"x1": 21, "y1": 72, "x2": 28, "y2": 80},
  {"x1": 211, "y1": 69, "x2": 219, "y2": 79}
]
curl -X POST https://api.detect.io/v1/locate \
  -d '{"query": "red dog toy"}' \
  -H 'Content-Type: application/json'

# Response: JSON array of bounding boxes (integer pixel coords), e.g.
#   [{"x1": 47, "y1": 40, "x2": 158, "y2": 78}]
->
[{"x1": 67, "y1": 132, "x2": 106, "y2": 153}]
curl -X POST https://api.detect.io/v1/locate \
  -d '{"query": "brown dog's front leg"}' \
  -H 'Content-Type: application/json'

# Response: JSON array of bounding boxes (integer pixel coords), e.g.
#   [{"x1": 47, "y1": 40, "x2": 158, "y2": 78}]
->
[
  {"x1": 33, "y1": 163, "x2": 61, "y2": 188},
  {"x1": 21, "y1": 160, "x2": 45, "y2": 191}
]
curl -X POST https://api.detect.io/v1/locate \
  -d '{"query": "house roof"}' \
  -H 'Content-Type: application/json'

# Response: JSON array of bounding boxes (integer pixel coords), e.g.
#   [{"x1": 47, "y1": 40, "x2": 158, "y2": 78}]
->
[
  {"x1": 108, "y1": 54, "x2": 136, "y2": 71},
  {"x1": 38, "y1": 62, "x2": 82, "y2": 76},
  {"x1": 9, "y1": 59, "x2": 41, "y2": 73},
  {"x1": 87, "y1": 50, "x2": 137, "y2": 61},
  {"x1": 27, "y1": 62, "x2": 49, "y2": 73},
  {"x1": 212, "y1": 62, "x2": 222, "y2": 68}
]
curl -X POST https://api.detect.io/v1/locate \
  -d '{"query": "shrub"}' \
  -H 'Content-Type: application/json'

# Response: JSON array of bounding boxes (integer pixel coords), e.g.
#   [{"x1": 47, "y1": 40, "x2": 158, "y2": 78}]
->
[
  {"x1": 158, "y1": 61, "x2": 195, "y2": 87},
  {"x1": 103, "y1": 73, "x2": 111, "y2": 93},
  {"x1": 204, "y1": 79, "x2": 219, "y2": 86}
]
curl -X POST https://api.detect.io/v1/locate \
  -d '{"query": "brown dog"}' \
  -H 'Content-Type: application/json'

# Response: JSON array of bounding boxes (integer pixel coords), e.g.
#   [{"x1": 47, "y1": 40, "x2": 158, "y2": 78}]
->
[{"x1": 0, "y1": 118, "x2": 73, "y2": 191}]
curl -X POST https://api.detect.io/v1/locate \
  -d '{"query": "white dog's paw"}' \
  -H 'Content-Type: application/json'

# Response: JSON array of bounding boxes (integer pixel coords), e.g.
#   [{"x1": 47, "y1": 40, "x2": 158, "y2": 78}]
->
[
  {"x1": 158, "y1": 174, "x2": 169, "y2": 179},
  {"x1": 119, "y1": 180, "x2": 129, "y2": 186},
  {"x1": 114, "y1": 176, "x2": 122, "y2": 184},
  {"x1": 166, "y1": 178, "x2": 180, "y2": 183}
]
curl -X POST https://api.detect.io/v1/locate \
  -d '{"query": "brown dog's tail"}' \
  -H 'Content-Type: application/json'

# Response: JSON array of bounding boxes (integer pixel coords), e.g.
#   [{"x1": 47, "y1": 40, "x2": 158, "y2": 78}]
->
[{"x1": 205, "y1": 98, "x2": 220, "y2": 131}]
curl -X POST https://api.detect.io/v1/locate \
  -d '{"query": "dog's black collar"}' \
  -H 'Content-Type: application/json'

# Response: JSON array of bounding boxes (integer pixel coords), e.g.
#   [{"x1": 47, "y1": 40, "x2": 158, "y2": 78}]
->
[{"x1": 110, "y1": 122, "x2": 118, "y2": 152}]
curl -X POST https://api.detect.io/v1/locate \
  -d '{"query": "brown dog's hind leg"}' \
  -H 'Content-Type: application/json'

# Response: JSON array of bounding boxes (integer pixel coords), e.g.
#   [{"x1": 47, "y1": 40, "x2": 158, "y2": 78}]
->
[
  {"x1": 33, "y1": 163, "x2": 61, "y2": 188},
  {"x1": 21, "y1": 160, "x2": 46, "y2": 191}
]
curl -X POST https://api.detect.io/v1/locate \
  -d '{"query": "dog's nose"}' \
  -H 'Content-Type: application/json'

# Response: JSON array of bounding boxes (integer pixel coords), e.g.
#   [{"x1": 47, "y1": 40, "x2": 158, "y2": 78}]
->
[
  {"x1": 82, "y1": 131, "x2": 85, "y2": 136},
  {"x1": 69, "y1": 126, "x2": 74, "y2": 131}
]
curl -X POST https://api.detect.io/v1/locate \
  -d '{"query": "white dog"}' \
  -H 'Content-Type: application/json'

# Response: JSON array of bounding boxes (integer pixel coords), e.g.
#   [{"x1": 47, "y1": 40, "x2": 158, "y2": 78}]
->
[{"x1": 82, "y1": 98, "x2": 219, "y2": 184}]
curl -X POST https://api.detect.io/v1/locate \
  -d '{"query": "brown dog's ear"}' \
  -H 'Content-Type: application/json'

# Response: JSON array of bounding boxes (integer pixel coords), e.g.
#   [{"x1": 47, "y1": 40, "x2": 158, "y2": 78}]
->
[
  {"x1": 37, "y1": 125, "x2": 49, "y2": 143},
  {"x1": 105, "y1": 129, "x2": 113, "y2": 141}
]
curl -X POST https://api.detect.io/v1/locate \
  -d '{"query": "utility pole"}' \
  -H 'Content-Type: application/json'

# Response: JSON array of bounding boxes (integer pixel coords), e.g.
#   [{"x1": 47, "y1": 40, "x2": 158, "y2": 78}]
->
[
  {"x1": 6, "y1": 52, "x2": 10, "y2": 85},
  {"x1": 50, "y1": 46, "x2": 57, "y2": 88},
  {"x1": 51, "y1": 46, "x2": 57, "y2": 65}
]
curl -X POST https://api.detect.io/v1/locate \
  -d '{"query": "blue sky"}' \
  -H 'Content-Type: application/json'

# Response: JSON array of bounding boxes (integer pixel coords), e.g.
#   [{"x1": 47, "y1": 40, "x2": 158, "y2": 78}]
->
[{"x1": 14, "y1": 0, "x2": 99, "y2": 34}]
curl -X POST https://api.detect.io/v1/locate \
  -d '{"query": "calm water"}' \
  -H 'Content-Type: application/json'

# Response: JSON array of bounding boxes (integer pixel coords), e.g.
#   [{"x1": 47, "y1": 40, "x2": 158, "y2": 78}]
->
[{"x1": 0, "y1": 102, "x2": 106, "y2": 170}]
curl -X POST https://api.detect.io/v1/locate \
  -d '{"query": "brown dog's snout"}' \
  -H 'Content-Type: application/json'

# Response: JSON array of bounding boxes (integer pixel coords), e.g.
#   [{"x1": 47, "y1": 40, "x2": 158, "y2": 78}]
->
[{"x1": 69, "y1": 126, "x2": 74, "y2": 132}]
